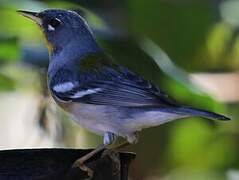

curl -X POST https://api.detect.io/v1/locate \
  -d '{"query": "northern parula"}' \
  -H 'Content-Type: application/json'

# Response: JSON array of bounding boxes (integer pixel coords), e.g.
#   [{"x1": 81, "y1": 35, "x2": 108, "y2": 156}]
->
[{"x1": 18, "y1": 9, "x2": 230, "y2": 176}]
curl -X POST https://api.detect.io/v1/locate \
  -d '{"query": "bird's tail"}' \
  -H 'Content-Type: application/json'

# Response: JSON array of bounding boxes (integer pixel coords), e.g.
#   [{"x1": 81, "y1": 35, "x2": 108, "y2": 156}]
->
[{"x1": 173, "y1": 106, "x2": 230, "y2": 121}]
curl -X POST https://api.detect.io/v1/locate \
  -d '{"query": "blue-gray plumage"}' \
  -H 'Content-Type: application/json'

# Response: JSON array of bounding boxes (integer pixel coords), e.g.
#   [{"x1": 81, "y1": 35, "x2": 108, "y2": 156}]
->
[{"x1": 18, "y1": 9, "x2": 230, "y2": 174}]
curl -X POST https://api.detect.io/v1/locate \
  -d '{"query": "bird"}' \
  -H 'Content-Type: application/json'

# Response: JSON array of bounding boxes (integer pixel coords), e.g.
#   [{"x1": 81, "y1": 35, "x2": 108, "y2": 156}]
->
[{"x1": 18, "y1": 9, "x2": 230, "y2": 177}]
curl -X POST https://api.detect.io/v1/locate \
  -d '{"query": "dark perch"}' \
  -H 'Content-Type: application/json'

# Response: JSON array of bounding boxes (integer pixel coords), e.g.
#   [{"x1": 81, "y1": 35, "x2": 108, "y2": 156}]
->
[{"x1": 0, "y1": 148, "x2": 135, "y2": 180}]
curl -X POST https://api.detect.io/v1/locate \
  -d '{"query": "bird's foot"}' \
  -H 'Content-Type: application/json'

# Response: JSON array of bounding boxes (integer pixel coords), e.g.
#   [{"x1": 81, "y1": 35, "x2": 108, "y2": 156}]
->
[
  {"x1": 72, "y1": 159, "x2": 94, "y2": 179},
  {"x1": 71, "y1": 144, "x2": 107, "y2": 178},
  {"x1": 101, "y1": 149, "x2": 121, "y2": 175}
]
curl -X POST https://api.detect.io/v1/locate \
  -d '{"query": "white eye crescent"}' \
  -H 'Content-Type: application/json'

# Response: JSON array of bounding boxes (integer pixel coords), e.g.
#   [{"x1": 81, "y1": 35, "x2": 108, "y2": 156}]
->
[
  {"x1": 47, "y1": 18, "x2": 61, "y2": 31},
  {"x1": 48, "y1": 24, "x2": 55, "y2": 31}
]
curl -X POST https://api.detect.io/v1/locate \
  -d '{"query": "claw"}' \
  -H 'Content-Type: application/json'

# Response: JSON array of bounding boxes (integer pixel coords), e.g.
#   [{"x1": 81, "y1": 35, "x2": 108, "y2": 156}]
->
[
  {"x1": 72, "y1": 160, "x2": 94, "y2": 178},
  {"x1": 71, "y1": 144, "x2": 107, "y2": 178}
]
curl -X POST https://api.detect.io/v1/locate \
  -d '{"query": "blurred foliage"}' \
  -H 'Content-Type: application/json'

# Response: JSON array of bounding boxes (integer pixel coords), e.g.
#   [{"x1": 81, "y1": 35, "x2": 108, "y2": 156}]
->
[
  {"x1": 0, "y1": 37, "x2": 20, "y2": 62},
  {"x1": 0, "y1": 0, "x2": 238, "y2": 180},
  {"x1": 0, "y1": 73, "x2": 15, "y2": 91}
]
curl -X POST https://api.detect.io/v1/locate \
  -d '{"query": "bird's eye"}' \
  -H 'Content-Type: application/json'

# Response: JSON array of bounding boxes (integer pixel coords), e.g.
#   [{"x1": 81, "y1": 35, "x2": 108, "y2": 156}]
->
[{"x1": 48, "y1": 18, "x2": 61, "y2": 31}]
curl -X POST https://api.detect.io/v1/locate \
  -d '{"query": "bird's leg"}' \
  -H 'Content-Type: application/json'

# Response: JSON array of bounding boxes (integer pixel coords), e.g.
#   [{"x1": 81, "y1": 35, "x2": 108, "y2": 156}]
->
[
  {"x1": 72, "y1": 132, "x2": 117, "y2": 178},
  {"x1": 109, "y1": 140, "x2": 130, "y2": 151},
  {"x1": 72, "y1": 144, "x2": 106, "y2": 177},
  {"x1": 101, "y1": 132, "x2": 139, "y2": 176},
  {"x1": 104, "y1": 132, "x2": 138, "y2": 153}
]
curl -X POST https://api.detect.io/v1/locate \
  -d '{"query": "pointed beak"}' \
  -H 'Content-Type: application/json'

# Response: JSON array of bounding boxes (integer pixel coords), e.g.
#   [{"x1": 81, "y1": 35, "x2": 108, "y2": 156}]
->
[{"x1": 17, "y1": 10, "x2": 42, "y2": 25}]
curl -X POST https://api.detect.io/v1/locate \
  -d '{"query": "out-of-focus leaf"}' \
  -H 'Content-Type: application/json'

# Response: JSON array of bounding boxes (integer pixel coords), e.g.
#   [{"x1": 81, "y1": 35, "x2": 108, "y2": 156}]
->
[
  {"x1": 167, "y1": 119, "x2": 236, "y2": 170},
  {"x1": 127, "y1": 0, "x2": 215, "y2": 71},
  {"x1": 164, "y1": 76, "x2": 228, "y2": 112},
  {"x1": 0, "y1": 37, "x2": 20, "y2": 61},
  {"x1": 206, "y1": 23, "x2": 232, "y2": 62},
  {"x1": 163, "y1": 170, "x2": 225, "y2": 180},
  {"x1": 139, "y1": 38, "x2": 229, "y2": 113},
  {"x1": 0, "y1": 73, "x2": 15, "y2": 91},
  {"x1": 140, "y1": 38, "x2": 204, "y2": 94},
  {"x1": 168, "y1": 119, "x2": 213, "y2": 169}
]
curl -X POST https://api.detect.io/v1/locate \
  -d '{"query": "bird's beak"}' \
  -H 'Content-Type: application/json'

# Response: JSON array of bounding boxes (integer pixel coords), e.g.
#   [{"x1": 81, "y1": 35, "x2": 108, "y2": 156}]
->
[{"x1": 17, "y1": 10, "x2": 42, "y2": 25}]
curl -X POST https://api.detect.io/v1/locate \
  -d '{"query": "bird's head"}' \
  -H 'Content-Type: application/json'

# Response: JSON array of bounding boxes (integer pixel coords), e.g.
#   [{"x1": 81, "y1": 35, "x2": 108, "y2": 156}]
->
[{"x1": 18, "y1": 9, "x2": 94, "y2": 54}]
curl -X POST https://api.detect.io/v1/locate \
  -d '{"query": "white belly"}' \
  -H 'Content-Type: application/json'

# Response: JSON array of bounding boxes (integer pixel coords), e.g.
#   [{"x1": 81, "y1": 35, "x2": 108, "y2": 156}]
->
[
  {"x1": 65, "y1": 102, "x2": 185, "y2": 137},
  {"x1": 67, "y1": 103, "x2": 121, "y2": 135}
]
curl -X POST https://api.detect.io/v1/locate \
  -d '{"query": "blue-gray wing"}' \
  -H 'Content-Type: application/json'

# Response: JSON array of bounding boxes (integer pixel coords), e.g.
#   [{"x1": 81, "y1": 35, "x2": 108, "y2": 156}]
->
[{"x1": 53, "y1": 66, "x2": 178, "y2": 107}]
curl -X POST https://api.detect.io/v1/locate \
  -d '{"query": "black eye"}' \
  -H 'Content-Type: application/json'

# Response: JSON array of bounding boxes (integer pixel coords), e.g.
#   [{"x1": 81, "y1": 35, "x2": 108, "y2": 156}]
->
[{"x1": 49, "y1": 18, "x2": 61, "y2": 28}]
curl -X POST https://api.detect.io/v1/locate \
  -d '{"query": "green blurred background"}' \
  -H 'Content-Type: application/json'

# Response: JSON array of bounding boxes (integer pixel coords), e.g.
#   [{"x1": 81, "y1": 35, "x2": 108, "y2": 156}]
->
[{"x1": 0, "y1": 0, "x2": 238, "y2": 179}]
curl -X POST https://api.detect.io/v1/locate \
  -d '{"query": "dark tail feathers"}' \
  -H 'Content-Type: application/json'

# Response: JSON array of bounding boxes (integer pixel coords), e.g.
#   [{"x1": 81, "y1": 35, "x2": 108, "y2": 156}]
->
[{"x1": 175, "y1": 106, "x2": 231, "y2": 121}]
